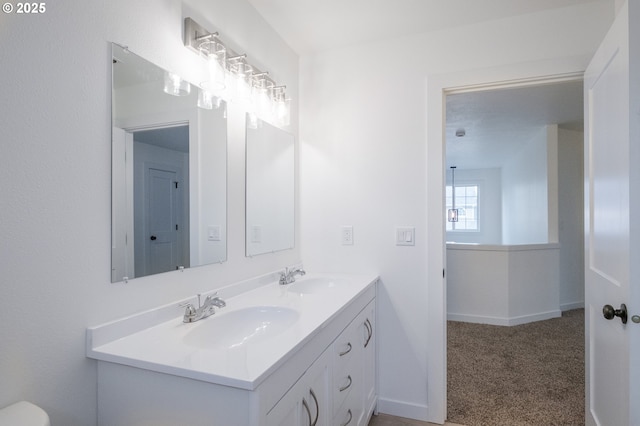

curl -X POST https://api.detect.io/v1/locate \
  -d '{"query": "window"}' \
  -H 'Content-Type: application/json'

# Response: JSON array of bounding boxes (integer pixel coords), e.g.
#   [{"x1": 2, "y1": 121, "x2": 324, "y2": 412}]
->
[{"x1": 446, "y1": 184, "x2": 479, "y2": 231}]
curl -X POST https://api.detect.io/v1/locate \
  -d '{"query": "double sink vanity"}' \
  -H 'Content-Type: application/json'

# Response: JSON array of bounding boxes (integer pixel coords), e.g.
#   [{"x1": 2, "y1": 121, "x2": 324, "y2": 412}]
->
[
  {"x1": 87, "y1": 272, "x2": 378, "y2": 425},
  {"x1": 104, "y1": 38, "x2": 377, "y2": 426}
]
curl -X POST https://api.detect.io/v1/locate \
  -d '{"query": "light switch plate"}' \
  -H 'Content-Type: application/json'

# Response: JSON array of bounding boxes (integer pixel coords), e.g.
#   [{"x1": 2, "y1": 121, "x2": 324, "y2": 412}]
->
[
  {"x1": 251, "y1": 225, "x2": 262, "y2": 243},
  {"x1": 396, "y1": 227, "x2": 415, "y2": 246},
  {"x1": 207, "y1": 225, "x2": 221, "y2": 241},
  {"x1": 341, "y1": 226, "x2": 354, "y2": 245}
]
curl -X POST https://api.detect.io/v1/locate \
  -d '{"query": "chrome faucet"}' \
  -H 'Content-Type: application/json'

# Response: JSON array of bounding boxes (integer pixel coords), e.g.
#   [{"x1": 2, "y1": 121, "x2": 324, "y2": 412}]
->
[
  {"x1": 183, "y1": 293, "x2": 226, "y2": 323},
  {"x1": 279, "y1": 267, "x2": 306, "y2": 285}
]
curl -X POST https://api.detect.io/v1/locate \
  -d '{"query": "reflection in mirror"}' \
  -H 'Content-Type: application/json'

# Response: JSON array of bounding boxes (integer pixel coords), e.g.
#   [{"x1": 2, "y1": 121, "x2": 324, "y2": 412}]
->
[
  {"x1": 111, "y1": 43, "x2": 227, "y2": 282},
  {"x1": 245, "y1": 115, "x2": 295, "y2": 256}
]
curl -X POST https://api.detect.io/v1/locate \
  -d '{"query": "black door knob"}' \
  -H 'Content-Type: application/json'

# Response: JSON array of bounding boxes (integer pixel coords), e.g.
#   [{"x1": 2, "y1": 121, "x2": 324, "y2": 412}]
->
[
  {"x1": 150, "y1": 235, "x2": 157, "y2": 241},
  {"x1": 603, "y1": 303, "x2": 628, "y2": 324}
]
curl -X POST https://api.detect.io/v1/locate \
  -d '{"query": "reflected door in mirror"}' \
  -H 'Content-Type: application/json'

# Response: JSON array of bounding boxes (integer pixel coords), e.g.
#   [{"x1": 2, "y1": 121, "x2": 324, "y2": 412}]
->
[{"x1": 111, "y1": 43, "x2": 227, "y2": 282}]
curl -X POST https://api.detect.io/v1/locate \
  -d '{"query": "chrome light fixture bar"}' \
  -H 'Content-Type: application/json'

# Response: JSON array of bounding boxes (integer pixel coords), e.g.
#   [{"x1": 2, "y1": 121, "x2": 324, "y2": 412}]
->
[{"x1": 184, "y1": 17, "x2": 291, "y2": 126}]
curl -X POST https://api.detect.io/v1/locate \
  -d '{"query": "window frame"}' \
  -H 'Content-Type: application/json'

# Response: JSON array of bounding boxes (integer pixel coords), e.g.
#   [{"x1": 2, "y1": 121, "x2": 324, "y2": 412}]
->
[{"x1": 445, "y1": 181, "x2": 480, "y2": 232}]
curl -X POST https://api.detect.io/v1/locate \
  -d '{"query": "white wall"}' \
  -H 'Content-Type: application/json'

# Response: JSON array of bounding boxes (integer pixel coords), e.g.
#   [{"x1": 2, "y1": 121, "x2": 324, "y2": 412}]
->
[
  {"x1": 446, "y1": 168, "x2": 502, "y2": 244},
  {"x1": 501, "y1": 126, "x2": 550, "y2": 244},
  {"x1": 299, "y1": 3, "x2": 612, "y2": 421},
  {"x1": 0, "y1": 0, "x2": 298, "y2": 424},
  {"x1": 447, "y1": 243, "x2": 561, "y2": 325},
  {"x1": 558, "y1": 128, "x2": 585, "y2": 310},
  {"x1": 0, "y1": 1, "x2": 609, "y2": 424}
]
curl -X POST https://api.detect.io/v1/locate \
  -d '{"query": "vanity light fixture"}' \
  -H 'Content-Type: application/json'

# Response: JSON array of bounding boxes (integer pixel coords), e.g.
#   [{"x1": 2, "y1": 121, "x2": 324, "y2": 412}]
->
[
  {"x1": 448, "y1": 166, "x2": 459, "y2": 222},
  {"x1": 184, "y1": 17, "x2": 291, "y2": 126}
]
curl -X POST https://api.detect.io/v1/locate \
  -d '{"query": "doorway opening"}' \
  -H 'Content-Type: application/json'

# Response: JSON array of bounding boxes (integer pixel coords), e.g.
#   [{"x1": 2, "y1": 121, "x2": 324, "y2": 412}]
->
[
  {"x1": 444, "y1": 80, "x2": 585, "y2": 424},
  {"x1": 129, "y1": 124, "x2": 190, "y2": 278}
]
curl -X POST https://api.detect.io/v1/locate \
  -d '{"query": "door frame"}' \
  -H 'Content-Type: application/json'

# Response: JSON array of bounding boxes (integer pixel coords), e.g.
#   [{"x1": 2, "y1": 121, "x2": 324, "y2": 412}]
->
[
  {"x1": 425, "y1": 57, "x2": 588, "y2": 423},
  {"x1": 115, "y1": 107, "x2": 199, "y2": 271}
]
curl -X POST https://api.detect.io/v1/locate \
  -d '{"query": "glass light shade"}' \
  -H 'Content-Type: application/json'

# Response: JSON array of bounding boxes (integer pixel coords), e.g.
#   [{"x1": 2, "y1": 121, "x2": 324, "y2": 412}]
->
[
  {"x1": 448, "y1": 208, "x2": 459, "y2": 222},
  {"x1": 199, "y1": 41, "x2": 226, "y2": 92},
  {"x1": 163, "y1": 71, "x2": 191, "y2": 96},
  {"x1": 232, "y1": 73, "x2": 254, "y2": 108},
  {"x1": 275, "y1": 97, "x2": 291, "y2": 126},
  {"x1": 252, "y1": 80, "x2": 273, "y2": 119}
]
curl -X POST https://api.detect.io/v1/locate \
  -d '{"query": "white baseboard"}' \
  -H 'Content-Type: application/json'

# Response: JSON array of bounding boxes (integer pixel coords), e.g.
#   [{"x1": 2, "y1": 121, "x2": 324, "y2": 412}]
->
[
  {"x1": 448, "y1": 309, "x2": 562, "y2": 326},
  {"x1": 376, "y1": 397, "x2": 429, "y2": 422},
  {"x1": 561, "y1": 301, "x2": 584, "y2": 311}
]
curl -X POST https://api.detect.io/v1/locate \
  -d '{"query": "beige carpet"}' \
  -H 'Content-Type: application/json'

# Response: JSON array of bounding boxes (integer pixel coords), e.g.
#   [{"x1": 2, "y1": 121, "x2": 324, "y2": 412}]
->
[{"x1": 447, "y1": 309, "x2": 584, "y2": 426}]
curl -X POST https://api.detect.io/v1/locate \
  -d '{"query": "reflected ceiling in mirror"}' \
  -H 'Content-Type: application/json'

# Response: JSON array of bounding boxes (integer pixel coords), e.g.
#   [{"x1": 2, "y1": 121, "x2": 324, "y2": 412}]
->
[
  {"x1": 245, "y1": 115, "x2": 295, "y2": 256},
  {"x1": 111, "y1": 43, "x2": 227, "y2": 282}
]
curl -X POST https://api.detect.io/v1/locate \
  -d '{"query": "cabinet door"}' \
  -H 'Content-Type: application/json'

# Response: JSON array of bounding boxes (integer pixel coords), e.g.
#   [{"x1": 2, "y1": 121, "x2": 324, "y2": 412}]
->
[
  {"x1": 361, "y1": 302, "x2": 376, "y2": 421},
  {"x1": 304, "y1": 352, "x2": 330, "y2": 426},
  {"x1": 266, "y1": 349, "x2": 330, "y2": 426},
  {"x1": 265, "y1": 377, "x2": 305, "y2": 426}
]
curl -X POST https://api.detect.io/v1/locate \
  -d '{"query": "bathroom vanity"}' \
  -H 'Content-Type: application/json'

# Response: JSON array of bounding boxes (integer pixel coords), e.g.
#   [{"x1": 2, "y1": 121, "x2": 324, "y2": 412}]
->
[{"x1": 87, "y1": 273, "x2": 377, "y2": 425}]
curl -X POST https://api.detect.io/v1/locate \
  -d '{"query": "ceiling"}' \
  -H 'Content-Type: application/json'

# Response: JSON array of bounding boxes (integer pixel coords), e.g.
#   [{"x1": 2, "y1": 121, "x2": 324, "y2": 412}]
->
[
  {"x1": 445, "y1": 80, "x2": 584, "y2": 170},
  {"x1": 247, "y1": 0, "x2": 609, "y2": 55},
  {"x1": 246, "y1": 1, "x2": 592, "y2": 171},
  {"x1": 134, "y1": 125, "x2": 190, "y2": 153}
]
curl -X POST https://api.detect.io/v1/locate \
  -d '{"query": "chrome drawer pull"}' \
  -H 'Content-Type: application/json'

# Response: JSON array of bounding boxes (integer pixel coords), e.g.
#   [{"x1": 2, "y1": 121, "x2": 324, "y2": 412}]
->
[
  {"x1": 302, "y1": 398, "x2": 312, "y2": 426},
  {"x1": 339, "y1": 342, "x2": 352, "y2": 356},
  {"x1": 340, "y1": 409, "x2": 353, "y2": 426},
  {"x1": 309, "y1": 388, "x2": 319, "y2": 426},
  {"x1": 339, "y1": 375, "x2": 353, "y2": 392},
  {"x1": 364, "y1": 318, "x2": 373, "y2": 348},
  {"x1": 302, "y1": 388, "x2": 319, "y2": 426}
]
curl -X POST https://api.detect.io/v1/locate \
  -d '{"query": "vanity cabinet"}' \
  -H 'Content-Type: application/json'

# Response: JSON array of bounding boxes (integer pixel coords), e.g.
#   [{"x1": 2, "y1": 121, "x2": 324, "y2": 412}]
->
[
  {"x1": 91, "y1": 275, "x2": 377, "y2": 426},
  {"x1": 266, "y1": 300, "x2": 376, "y2": 426}
]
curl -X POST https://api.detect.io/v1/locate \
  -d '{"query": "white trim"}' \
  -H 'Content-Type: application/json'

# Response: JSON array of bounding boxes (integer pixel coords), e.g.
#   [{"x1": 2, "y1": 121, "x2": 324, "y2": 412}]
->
[
  {"x1": 377, "y1": 398, "x2": 429, "y2": 421},
  {"x1": 561, "y1": 301, "x2": 585, "y2": 311},
  {"x1": 448, "y1": 310, "x2": 562, "y2": 326},
  {"x1": 426, "y1": 55, "x2": 589, "y2": 424}
]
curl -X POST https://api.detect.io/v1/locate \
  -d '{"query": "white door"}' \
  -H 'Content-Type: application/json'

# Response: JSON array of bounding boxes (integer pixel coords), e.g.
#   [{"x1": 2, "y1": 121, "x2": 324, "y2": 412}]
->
[
  {"x1": 145, "y1": 167, "x2": 180, "y2": 275},
  {"x1": 584, "y1": 1, "x2": 639, "y2": 425}
]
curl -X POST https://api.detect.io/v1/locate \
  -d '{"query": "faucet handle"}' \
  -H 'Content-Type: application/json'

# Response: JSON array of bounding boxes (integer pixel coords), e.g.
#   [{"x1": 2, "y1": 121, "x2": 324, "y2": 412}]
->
[{"x1": 182, "y1": 303, "x2": 197, "y2": 323}]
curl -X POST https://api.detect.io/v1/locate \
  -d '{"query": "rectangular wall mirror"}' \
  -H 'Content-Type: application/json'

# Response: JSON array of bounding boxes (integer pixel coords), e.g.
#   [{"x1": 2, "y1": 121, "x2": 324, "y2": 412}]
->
[
  {"x1": 245, "y1": 116, "x2": 295, "y2": 256},
  {"x1": 111, "y1": 43, "x2": 227, "y2": 282}
]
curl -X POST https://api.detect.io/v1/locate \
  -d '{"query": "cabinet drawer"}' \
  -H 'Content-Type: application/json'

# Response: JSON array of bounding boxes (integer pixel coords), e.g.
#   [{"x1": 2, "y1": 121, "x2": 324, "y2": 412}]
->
[
  {"x1": 333, "y1": 378, "x2": 363, "y2": 426},
  {"x1": 332, "y1": 359, "x2": 360, "y2": 415},
  {"x1": 333, "y1": 326, "x2": 358, "y2": 368}
]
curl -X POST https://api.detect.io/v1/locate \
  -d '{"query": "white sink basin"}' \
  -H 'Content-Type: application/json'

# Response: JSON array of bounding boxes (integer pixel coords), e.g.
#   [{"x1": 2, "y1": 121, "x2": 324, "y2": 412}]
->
[
  {"x1": 287, "y1": 277, "x2": 347, "y2": 295},
  {"x1": 183, "y1": 306, "x2": 299, "y2": 350}
]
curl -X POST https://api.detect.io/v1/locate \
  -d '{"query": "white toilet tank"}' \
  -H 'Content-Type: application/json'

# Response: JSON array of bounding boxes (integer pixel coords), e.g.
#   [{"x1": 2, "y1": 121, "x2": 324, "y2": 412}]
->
[{"x1": 0, "y1": 401, "x2": 50, "y2": 426}]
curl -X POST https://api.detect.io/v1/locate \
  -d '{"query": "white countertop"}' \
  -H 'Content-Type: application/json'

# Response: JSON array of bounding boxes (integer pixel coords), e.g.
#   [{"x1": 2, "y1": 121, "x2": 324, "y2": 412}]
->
[{"x1": 87, "y1": 273, "x2": 377, "y2": 390}]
